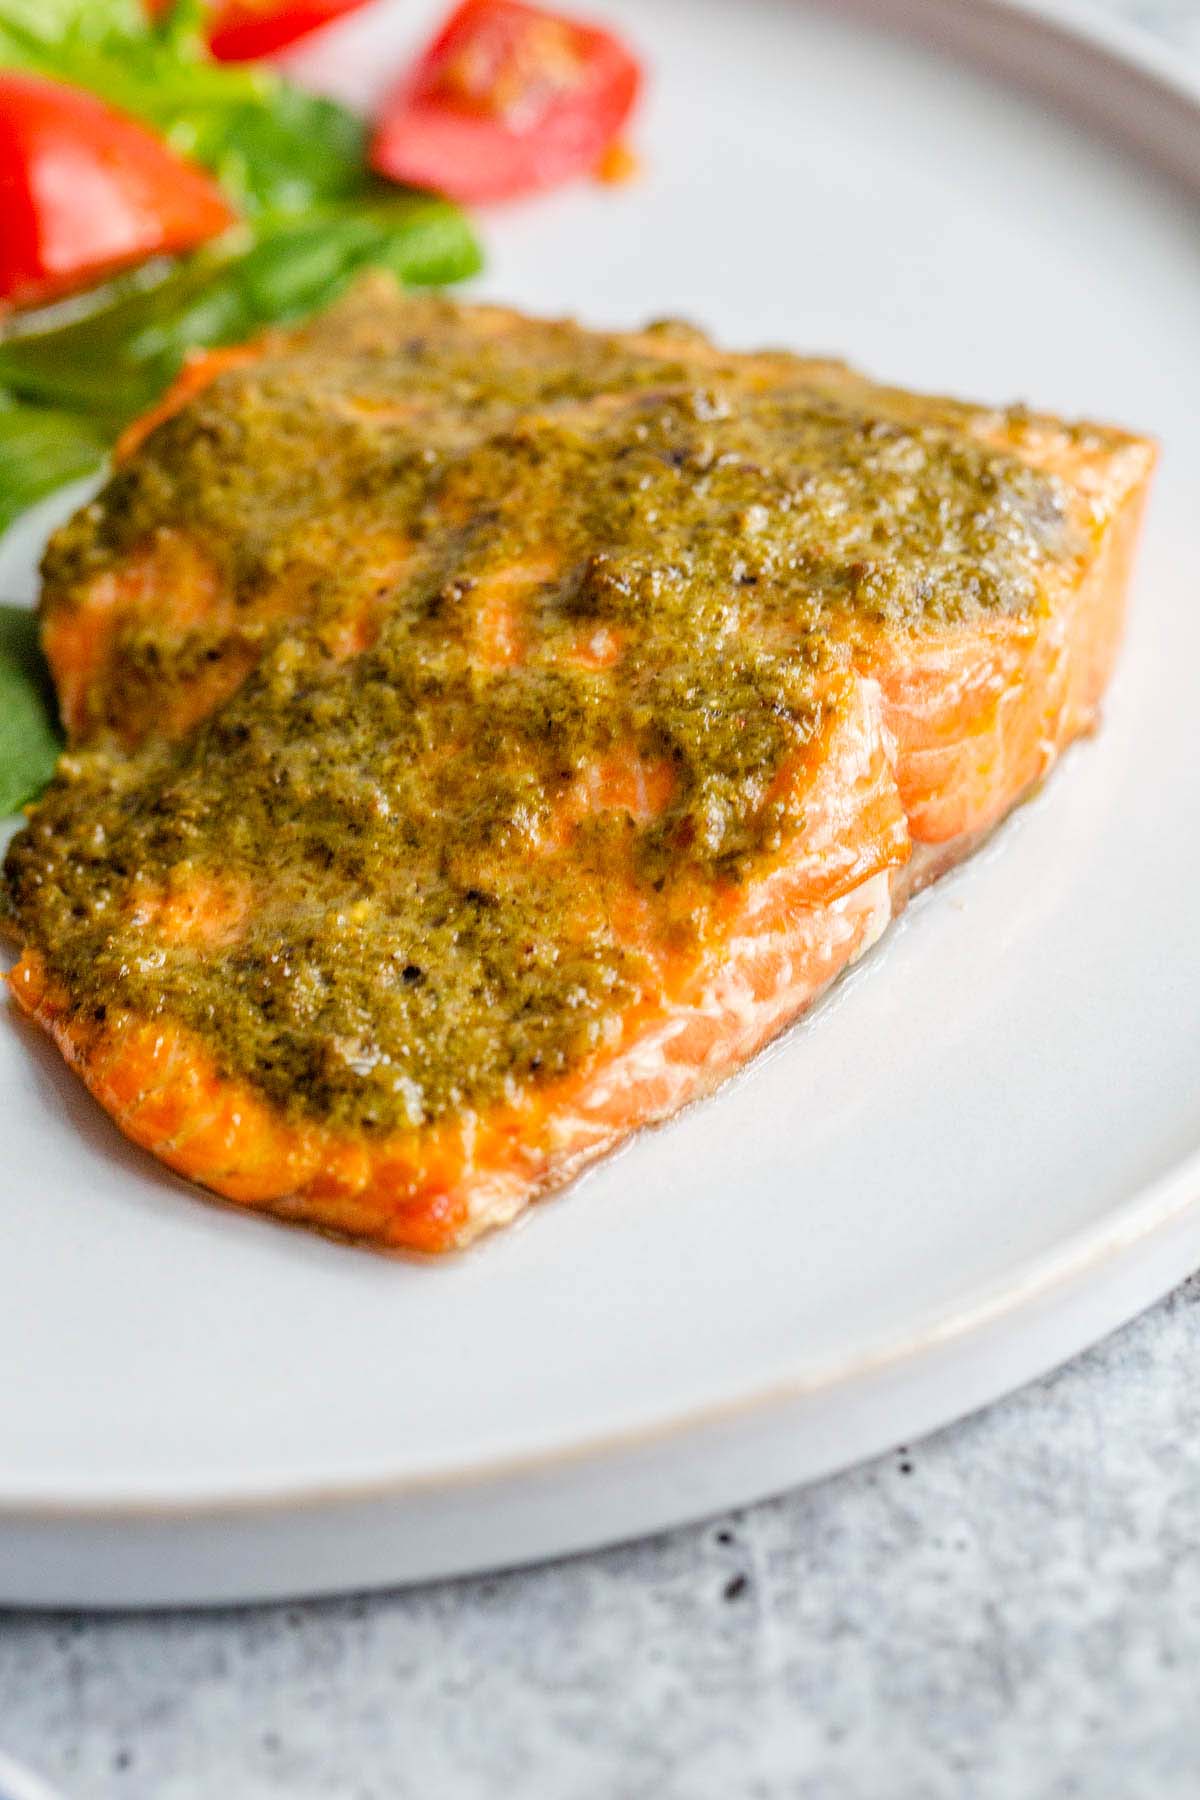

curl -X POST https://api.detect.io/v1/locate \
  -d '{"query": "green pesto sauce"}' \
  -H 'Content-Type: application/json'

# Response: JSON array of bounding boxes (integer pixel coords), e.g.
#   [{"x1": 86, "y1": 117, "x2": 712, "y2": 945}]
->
[{"x1": 7, "y1": 285, "x2": 1077, "y2": 1131}]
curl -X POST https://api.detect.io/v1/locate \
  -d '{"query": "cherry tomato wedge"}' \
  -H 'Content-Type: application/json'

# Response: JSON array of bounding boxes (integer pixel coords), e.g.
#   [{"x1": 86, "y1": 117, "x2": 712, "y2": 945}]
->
[
  {"x1": 207, "y1": 0, "x2": 373, "y2": 60},
  {"x1": 0, "y1": 72, "x2": 236, "y2": 308},
  {"x1": 144, "y1": 0, "x2": 372, "y2": 61},
  {"x1": 371, "y1": 0, "x2": 641, "y2": 204}
]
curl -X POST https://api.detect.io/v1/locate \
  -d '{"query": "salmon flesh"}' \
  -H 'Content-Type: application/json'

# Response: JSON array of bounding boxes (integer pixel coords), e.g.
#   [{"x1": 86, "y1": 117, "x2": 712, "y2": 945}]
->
[{"x1": 2, "y1": 279, "x2": 1155, "y2": 1250}]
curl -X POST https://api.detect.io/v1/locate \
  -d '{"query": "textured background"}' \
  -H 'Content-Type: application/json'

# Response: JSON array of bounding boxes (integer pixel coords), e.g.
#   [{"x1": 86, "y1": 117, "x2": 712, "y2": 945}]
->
[{"x1": 3, "y1": 2, "x2": 1200, "y2": 1795}]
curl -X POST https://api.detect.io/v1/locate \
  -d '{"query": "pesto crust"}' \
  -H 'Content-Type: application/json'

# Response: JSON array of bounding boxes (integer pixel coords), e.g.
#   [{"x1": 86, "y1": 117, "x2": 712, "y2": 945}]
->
[{"x1": 7, "y1": 282, "x2": 1115, "y2": 1131}]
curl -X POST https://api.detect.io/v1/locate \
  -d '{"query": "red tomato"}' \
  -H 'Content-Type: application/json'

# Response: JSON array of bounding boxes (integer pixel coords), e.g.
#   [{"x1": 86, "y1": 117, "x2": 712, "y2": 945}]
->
[
  {"x1": 210, "y1": 1, "x2": 375, "y2": 61},
  {"x1": 144, "y1": 1, "x2": 372, "y2": 61},
  {"x1": 0, "y1": 72, "x2": 235, "y2": 307},
  {"x1": 370, "y1": 0, "x2": 641, "y2": 204}
]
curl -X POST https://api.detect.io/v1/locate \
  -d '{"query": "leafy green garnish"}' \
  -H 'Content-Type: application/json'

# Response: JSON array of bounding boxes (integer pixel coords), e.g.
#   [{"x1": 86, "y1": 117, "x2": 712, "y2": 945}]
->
[
  {"x1": 0, "y1": 198, "x2": 482, "y2": 431},
  {"x1": 0, "y1": 605, "x2": 62, "y2": 815},
  {"x1": 0, "y1": 395, "x2": 108, "y2": 533}
]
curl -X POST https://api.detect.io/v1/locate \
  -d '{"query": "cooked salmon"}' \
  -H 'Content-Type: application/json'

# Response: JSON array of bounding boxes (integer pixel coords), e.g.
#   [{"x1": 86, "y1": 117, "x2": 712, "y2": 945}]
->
[{"x1": 3, "y1": 280, "x2": 1155, "y2": 1250}]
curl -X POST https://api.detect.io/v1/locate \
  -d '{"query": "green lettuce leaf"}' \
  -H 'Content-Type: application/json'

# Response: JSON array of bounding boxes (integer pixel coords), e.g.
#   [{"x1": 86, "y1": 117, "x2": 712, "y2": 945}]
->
[
  {"x1": 0, "y1": 395, "x2": 107, "y2": 537},
  {"x1": 0, "y1": 604, "x2": 62, "y2": 815},
  {"x1": 0, "y1": 198, "x2": 481, "y2": 434}
]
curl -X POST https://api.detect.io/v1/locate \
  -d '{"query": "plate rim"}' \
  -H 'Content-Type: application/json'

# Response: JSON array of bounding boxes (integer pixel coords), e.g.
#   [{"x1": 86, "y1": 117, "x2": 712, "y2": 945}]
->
[
  {"x1": 3, "y1": 1116, "x2": 1200, "y2": 1520},
  {"x1": 2, "y1": 0, "x2": 1199, "y2": 1559}
]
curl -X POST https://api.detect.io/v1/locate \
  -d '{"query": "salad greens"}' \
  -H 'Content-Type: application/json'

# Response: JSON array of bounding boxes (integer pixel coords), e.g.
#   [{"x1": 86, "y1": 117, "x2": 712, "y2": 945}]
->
[
  {"x1": 0, "y1": 0, "x2": 482, "y2": 538},
  {"x1": 0, "y1": 605, "x2": 62, "y2": 816},
  {"x1": 0, "y1": 395, "x2": 108, "y2": 528},
  {"x1": 0, "y1": 0, "x2": 369, "y2": 215}
]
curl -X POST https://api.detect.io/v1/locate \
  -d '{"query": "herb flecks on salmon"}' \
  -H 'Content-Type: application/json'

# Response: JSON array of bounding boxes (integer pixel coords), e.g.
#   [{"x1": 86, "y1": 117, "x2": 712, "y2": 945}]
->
[{"x1": 3, "y1": 280, "x2": 1155, "y2": 1248}]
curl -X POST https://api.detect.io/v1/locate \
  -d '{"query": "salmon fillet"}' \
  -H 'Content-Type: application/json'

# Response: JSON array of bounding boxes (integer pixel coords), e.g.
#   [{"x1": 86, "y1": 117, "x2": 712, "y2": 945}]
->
[{"x1": 3, "y1": 279, "x2": 1155, "y2": 1251}]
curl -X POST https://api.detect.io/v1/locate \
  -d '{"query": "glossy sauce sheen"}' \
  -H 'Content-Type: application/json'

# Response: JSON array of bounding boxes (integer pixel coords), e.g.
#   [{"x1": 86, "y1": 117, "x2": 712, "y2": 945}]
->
[{"x1": 3, "y1": 280, "x2": 1155, "y2": 1249}]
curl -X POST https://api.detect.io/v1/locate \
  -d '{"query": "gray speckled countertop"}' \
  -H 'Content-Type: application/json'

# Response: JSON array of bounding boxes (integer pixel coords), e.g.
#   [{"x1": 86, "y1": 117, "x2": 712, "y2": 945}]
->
[{"x1": 3, "y1": 4, "x2": 1200, "y2": 1795}]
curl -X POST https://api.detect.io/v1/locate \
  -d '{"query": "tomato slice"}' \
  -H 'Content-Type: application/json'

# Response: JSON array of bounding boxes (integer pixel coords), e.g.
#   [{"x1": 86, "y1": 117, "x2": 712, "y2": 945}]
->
[
  {"x1": 0, "y1": 72, "x2": 236, "y2": 308},
  {"x1": 370, "y1": 0, "x2": 641, "y2": 204},
  {"x1": 206, "y1": 1, "x2": 375, "y2": 61},
  {"x1": 144, "y1": 1, "x2": 372, "y2": 62}
]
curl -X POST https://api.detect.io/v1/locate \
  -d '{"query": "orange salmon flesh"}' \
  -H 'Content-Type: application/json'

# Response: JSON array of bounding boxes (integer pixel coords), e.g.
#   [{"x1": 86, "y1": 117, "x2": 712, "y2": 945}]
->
[{"x1": 4, "y1": 282, "x2": 1155, "y2": 1251}]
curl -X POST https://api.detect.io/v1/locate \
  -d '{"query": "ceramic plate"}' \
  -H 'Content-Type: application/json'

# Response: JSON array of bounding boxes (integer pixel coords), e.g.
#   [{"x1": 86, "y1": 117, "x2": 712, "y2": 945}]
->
[{"x1": 2, "y1": 0, "x2": 1199, "y2": 1607}]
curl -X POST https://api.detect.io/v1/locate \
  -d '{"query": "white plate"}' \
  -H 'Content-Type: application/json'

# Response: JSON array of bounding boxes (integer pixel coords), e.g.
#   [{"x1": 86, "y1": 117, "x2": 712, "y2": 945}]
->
[
  {"x1": 0, "y1": 1750, "x2": 64, "y2": 1800},
  {"x1": 2, "y1": 0, "x2": 1199, "y2": 1608}
]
